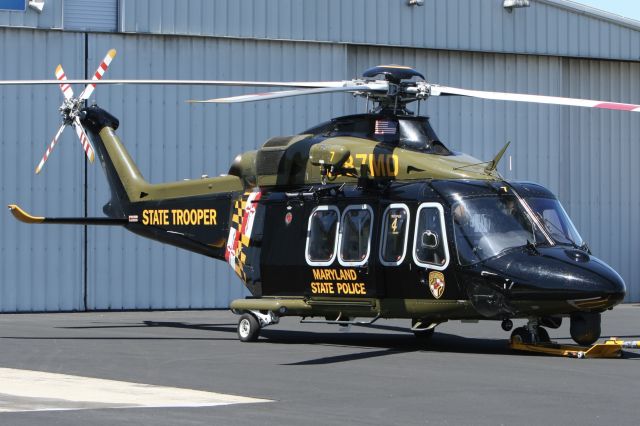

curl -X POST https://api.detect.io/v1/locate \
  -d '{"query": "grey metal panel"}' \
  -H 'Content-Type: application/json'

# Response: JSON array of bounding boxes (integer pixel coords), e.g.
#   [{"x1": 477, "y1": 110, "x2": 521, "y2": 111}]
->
[
  {"x1": 0, "y1": 0, "x2": 62, "y2": 29},
  {"x1": 84, "y1": 34, "x2": 349, "y2": 309},
  {"x1": 0, "y1": 28, "x2": 84, "y2": 312},
  {"x1": 351, "y1": 45, "x2": 640, "y2": 302},
  {"x1": 560, "y1": 58, "x2": 640, "y2": 304},
  {"x1": 120, "y1": 0, "x2": 640, "y2": 62},
  {"x1": 64, "y1": 0, "x2": 117, "y2": 32}
]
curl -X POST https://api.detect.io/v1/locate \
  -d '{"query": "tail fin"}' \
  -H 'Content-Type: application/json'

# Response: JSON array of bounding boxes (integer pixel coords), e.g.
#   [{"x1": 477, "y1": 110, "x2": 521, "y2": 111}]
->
[{"x1": 80, "y1": 105, "x2": 243, "y2": 218}]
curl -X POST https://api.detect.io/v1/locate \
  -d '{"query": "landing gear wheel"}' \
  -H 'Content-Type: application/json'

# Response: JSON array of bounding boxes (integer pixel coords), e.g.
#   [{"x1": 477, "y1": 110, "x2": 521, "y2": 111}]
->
[
  {"x1": 510, "y1": 326, "x2": 531, "y2": 344},
  {"x1": 412, "y1": 319, "x2": 435, "y2": 342},
  {"x1": 237, "y1": 313, "x2": 261, "y2": 342},
  {"x1": 510, "y1": 326, "x2": 550, "y2": 344},
  {"x1": 570, "y1": 312, "x2": 601, "y2": 346}
]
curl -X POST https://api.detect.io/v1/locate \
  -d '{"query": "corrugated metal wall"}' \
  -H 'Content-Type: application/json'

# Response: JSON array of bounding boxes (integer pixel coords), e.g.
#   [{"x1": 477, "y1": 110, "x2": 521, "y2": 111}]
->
[
  {"x1": 0, "y1": 28, "x2": 84, "y2": 311},
  {"x1": 64, "y1": 0, "x2": 118, "y2": 32},
  {"x1": 0, "y1": 28, "x2": 350, "y2": 311},
  {"x1": 1, "y1": 1, "x2": 639, "y2": 311},
  {"x1": 120, "y1": 0, "x2": 640, "y2": 62},
  {"x1": 561, "y1": 58, "x2": 640, "y2": 303},
  {"x1": 0, "y1": 0, "x2": 61, "y2": 28}
]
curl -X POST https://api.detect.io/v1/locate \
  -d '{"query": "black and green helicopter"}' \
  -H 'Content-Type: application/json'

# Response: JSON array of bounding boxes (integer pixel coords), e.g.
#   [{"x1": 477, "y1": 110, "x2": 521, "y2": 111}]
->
[{"x1": 3, "y1": 51, "x2": 632, "y2": 347}]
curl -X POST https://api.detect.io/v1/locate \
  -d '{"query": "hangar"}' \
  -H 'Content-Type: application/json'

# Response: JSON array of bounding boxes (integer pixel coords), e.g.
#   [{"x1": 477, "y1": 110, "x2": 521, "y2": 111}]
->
[{"x1": 1, "y1": 0, "x2": 639, "y2": 312}]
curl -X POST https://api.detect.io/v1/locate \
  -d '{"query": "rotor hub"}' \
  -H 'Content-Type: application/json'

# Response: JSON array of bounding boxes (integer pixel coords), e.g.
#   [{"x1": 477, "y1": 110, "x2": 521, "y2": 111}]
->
[{"x1": 59, "y1": 98, "x2": 83, "y2": 125}]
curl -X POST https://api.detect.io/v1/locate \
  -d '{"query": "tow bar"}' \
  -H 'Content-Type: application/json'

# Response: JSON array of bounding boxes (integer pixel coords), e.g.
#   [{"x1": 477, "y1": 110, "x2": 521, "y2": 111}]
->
[{"x1": 510, "y1": 338, "x2": 640, "y2": 359}]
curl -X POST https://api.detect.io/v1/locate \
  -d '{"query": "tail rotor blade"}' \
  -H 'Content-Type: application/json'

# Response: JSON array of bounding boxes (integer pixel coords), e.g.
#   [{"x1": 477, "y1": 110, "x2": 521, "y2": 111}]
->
[
  {"x1": 35, "y1": 123, "x2": 67, "y2": 174},
  {"x1": 55, "y1": 65, "x2": 74, "y2": 100},
  {"x1": 73, "y1": 117, "x2": 95, "y2": 163},
  {"x1": 78, "y1": 49, "x2": 117, "y2": 101}
]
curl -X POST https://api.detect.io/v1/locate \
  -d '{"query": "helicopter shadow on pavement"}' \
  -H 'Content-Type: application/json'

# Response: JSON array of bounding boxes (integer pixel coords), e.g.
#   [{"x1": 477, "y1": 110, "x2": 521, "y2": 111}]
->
[
  {"x1": 43, "y1": 320, "x2": 640, "y2": 361},
  {"x1": 56, "y1": 320, "x2": 237, "y2": 333},
  {"x1": 0, "y1": 320, "x2": 240, "y2": 341},
  {"x1": 56, "y1": 319, "x2": 514, "y2": 359},
  {"x1": 259, "y1": 328, "x2": 516, "y2": 366}
]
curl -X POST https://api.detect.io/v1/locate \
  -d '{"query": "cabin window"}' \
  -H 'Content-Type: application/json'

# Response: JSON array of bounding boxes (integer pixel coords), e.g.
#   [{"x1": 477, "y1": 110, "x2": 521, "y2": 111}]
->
[
  {"x1": 338, "y1": 205, "x2": 373, "y2": 266},
  {"x1": 305, "y1": 206, "x2": 340, "y2": 266},
  {"x1": 379, "y1": 204, "x2": 410, "y2": 266},
  {"x1": 413, "y1": 203, "x2": 450, "y2": 270}
]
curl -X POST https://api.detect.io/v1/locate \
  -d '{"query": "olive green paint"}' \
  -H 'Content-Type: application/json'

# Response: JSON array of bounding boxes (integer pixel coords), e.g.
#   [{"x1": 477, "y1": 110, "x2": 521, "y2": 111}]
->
[{"x1": 99, "y1": 127, "x2": 243, "y2": 202}]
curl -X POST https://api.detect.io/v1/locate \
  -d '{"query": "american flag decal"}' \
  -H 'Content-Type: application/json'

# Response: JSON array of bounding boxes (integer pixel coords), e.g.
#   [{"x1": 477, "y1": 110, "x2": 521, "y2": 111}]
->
[{"x1": 374, "y1": 120, "x2": 397, "y2": 135}]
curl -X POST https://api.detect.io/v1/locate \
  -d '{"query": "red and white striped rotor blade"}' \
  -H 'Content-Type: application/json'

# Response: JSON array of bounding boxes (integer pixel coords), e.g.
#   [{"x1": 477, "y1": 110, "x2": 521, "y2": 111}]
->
[
  {"x1": 55, "y1": 65, "x2": 74, "y2": 100},
  {"x1": 430, "y1": 85, "x2": 640, "y2": 112},
  {"x1": 78, "y1": 49, "x2": 117, "y2": 101},
  {"x1": 35, "y1": 123, "x2": 67, "y2": 174},
  {"x1": 72, "y1": 117, "x2": 95, "y2": 163}
]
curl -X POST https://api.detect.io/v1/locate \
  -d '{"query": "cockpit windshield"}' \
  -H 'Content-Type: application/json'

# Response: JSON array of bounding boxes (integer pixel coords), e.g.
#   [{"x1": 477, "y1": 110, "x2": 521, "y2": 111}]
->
[
  {"x1": 453, "y1": 195, "x2": 547, "y2": 265},
  {"x1": 525, "y1": 197, "x2": 583, "y2": 247}
]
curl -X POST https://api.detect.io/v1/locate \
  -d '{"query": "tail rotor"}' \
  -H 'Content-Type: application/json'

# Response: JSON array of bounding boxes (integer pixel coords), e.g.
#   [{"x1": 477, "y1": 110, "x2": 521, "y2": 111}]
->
[{"x1": 34, "y1": 49, "x2": 116, "y2": 174}]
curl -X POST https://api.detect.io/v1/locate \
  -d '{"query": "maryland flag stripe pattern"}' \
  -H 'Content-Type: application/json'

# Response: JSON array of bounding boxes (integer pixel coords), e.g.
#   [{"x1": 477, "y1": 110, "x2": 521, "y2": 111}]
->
[{"x1": 225, "y1": 189, "x2": 262, "y2": 282}]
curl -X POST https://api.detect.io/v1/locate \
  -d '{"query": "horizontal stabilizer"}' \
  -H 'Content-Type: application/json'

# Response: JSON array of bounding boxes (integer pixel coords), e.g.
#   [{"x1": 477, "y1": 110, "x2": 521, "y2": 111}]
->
[{"x1": 7, "y1": 204, "x2": 127, "y2": 226}]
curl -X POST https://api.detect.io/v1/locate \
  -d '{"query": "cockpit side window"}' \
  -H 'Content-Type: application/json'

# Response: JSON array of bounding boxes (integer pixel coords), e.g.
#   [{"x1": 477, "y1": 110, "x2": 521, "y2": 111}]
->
[
  {"x1": 338, "y1": 205, "x2": 373, "y2": 267},
  {"x1": 379, "y1": 204, "x2": 410, "y2": 266},
  {"x1": 413, "y1": 203, "x2": 450, "y2": 270},
  {"x1": 305, "y1": 206, "x2": 340, "y2": 266}
]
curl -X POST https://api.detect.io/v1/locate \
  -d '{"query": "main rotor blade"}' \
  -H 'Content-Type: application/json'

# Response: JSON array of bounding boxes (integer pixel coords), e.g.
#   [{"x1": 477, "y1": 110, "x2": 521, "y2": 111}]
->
[
  {"x1": 430, "y1": 85, "x2": 640, "y2": 112},
  {"x1": 73, "y1": 117, "x2": 95, "y2": 163},
  {"x1": 35, "y1": 123, "x2": 67, "y2": 174},
  {"x1": 189, "y1": 84, "x2": 387, "y2": 104},
  {"x1": 78, "y1": 49, "x2": 117, "y2": 101},
  {"x1": 55, "y1": 65, "x2": 74, "y2": 100},
  {"x1": 0, "y1": 79, "x2": 361, "y2": 88}
]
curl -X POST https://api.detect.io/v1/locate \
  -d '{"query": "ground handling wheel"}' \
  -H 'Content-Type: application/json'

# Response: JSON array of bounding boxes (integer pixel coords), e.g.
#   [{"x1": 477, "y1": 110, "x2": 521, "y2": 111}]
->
[
  {"x1": 510, "y1": 327, "x2": 530, "y2": 344},
  {"x1": 537, "y1": 326, "x2": 551, "y2": 343},
  {"x1": 237, "y1": 313, "x2": 261, "y2": 342}
]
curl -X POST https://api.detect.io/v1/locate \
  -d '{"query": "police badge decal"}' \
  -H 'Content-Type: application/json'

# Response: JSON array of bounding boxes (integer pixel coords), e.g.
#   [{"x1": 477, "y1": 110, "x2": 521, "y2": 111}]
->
[{"x1": 428, "y1": 271, "x2": 445, "y2": 299}]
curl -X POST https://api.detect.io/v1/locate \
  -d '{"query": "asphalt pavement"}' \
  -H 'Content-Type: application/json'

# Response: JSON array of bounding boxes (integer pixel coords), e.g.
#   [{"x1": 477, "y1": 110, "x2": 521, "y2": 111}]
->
[{"x1": 0, "y1": 305, "x2": 638, "y2": 425}]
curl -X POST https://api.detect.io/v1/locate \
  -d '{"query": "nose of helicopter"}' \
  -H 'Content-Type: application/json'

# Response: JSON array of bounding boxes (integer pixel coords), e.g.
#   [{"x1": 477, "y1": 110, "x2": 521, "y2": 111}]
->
[{"x1": 482, "y1": 247, "x2": 626, "y2": 309}]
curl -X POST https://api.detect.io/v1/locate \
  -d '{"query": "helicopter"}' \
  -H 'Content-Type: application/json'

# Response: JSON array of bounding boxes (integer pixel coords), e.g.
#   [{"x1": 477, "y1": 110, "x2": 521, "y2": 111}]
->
[{"x1": 2, "y1": 51, "x2": 633, "y2": 347}]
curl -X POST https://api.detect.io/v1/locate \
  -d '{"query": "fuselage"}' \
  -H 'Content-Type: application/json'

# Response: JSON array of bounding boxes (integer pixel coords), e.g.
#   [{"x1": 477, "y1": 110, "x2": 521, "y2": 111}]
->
[{"x1": 119, "y1": 177, "x2": 625, "y2": 321}]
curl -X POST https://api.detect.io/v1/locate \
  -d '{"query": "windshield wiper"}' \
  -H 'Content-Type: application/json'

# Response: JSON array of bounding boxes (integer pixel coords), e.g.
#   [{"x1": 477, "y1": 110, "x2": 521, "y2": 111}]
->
[{"x1": 534, "y1": 212, "x2": 579, "y2": 248}]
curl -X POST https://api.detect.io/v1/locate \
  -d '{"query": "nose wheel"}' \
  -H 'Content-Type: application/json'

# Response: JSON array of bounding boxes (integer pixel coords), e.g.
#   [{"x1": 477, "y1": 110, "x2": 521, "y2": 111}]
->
[{"x1": 510, "y1": 321, "x2": 551, "y2": 344}]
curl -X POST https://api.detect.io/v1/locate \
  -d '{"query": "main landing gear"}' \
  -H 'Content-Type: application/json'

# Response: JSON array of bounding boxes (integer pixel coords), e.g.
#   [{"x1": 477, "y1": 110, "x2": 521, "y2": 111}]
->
[
  {"x1": 236, "y1": 310, "x2": 279, "y2": 342},
  {"x1": 411, "y1": 318, "x2": 440, "y2": 341}
]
